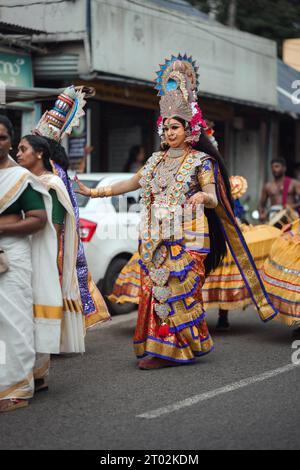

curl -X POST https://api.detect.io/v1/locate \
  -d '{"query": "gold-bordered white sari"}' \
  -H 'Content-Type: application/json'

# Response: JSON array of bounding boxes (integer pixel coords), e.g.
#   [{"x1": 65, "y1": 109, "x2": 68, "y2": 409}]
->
[{"x1": 0, "y1": 166, "x2": 62, "y2": 400}]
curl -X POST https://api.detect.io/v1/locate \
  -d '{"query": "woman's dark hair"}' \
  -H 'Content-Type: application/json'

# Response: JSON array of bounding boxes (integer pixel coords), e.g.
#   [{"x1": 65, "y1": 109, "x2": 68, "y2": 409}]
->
[
  {"x1": 195, "y1": 132, "x2": 234, "y2": 275},
  {"x1": 43, "y1": 137, "x2": 69, "y2": 171},
  {"x1": 123, "y1": 145, "x2": 144, "y2": 172},
  {"x1": 0, "y1": 115, "x2": 14, "y2": 141},
  {"x1": 22, "y1": 134, "x2": 52, "y2": 172},
  {"x1": 161, "y1": 116, "x2": 233, "y2": 275}
]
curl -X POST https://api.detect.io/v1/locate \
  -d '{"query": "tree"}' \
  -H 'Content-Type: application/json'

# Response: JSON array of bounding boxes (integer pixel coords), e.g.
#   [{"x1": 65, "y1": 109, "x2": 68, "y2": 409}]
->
[{"x1": 188, "y1": 0, "x2": 300, "y2": 56}]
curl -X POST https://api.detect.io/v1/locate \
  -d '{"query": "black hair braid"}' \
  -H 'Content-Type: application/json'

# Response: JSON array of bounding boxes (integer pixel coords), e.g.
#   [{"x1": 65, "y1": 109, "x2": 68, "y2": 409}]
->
[{"x1": 43, "y1": 137, "x2": 70, "y2": 171}]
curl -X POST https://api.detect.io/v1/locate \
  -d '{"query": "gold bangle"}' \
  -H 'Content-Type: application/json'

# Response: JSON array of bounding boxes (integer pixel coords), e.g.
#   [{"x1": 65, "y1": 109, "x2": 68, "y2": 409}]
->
[
  {"x1": 90, "y1": 188, "x2": 100, "y2": 198},
  {"x1": 104, "y1": 186, "x2": 113, "y2": 197},
  {"x1": 90, "y1": 186, "x2": 112, "y2": 198},
  {"x1": 91, "y1": 187, "x2": 104, "y2": 198}
]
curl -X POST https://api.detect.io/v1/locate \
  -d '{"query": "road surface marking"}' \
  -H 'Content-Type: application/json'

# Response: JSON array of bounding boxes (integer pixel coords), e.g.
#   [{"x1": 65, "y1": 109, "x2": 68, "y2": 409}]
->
[{"x1": 137, "y1": 363, "x2": 299, "y2": 419}]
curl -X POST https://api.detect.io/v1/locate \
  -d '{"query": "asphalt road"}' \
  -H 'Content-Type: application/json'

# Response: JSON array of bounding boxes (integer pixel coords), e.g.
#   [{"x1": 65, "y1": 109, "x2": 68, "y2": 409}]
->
[{"x1": 1, "y1": 307, "x2": 300, "y2": 450}]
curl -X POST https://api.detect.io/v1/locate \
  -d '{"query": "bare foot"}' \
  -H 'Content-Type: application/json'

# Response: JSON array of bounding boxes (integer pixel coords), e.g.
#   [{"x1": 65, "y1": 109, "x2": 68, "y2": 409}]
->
[{"x1": 138, "y1": 356, "x2": 183, "y2": 370}]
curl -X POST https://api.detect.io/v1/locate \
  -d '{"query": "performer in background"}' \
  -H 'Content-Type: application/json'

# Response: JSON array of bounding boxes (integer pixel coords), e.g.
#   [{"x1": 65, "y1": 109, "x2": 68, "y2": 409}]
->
[
  {"x1": 205, "y1": 175, "x2": 280, "y2": 330},
  {"x1": 75, "y1": 54, "x2": 277, "y2": 370},
  {"x1": 262, "y1": 219, "x2": 300, "y2": 332},
  {"x1": 259, "y1": 158, "x2": 300, "y2": 222}
]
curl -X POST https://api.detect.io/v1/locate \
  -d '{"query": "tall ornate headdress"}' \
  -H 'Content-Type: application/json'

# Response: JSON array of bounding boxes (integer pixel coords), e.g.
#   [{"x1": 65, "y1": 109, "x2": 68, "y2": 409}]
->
[
  {"x1": 33, "y1": 85, "x2": 94, "y2": 142},
  {"x1": 155, "y1": 54, "x2": 207, "y2": 144}
]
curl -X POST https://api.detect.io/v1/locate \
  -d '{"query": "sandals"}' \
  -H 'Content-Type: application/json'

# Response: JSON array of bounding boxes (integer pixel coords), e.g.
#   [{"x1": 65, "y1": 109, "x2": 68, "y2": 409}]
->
[
  {"x1": 0, "y1": 378, "x2": 49, "y2": 413},
  {"x1": 0, "y1": 398, "x2": 29, "y2": 413}
]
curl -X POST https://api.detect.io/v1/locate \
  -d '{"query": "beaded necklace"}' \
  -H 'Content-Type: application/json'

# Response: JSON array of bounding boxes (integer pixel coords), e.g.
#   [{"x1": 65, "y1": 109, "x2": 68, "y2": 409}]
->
[{"x1": 140, "y1": 146, "x2": 198, "y2": 265}]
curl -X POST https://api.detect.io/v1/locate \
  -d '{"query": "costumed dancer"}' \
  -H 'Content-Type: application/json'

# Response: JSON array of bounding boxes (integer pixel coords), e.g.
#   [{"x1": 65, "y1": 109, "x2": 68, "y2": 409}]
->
[
  {"x1": 108, "y1": 251, "x2": 141, "y2": 306},
  {"x1": 261, "y1": 219, "x2": 300, "y2": 331},
  {"x1": 204, "y1": 175, "x2": 280, "y2": 330},
  {"x1": 75, "y1": 54, "x2": 277, "y2": 370},
  {"x1": 108, "y1": 121, "x2": 223, "y2": 307},
  {"x1": 109, "y1": 176, "x2": 281, "y2": 332}
]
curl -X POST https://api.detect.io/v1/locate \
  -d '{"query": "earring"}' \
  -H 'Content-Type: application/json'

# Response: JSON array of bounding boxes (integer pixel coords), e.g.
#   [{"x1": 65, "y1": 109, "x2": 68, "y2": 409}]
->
[{"x1": 38, "y1": 155, "x2": 42, "y2": 160}]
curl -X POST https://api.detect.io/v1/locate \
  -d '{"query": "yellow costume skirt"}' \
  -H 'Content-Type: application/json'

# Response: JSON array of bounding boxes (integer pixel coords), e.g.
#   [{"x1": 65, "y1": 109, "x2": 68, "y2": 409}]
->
[
  {"x1": 261, "y1": 220, "x2": 300, "y2": 326},
  {"x1": 133, "y1": 242, "x2": 214, "y2": 363},
  {"x1": 202, "y1": 225, "x2": 280, "y2": 310},
  {"x1": 108, "y1": 252, "x2": 141, "y2": 305}
]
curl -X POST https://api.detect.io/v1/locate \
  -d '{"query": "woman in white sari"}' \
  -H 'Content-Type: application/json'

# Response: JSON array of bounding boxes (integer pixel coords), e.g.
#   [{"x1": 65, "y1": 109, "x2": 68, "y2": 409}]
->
[
  {"x1": 17, "y1": 135, "x2": 86, "y2": 365},
  {"x1": 0, "y1": 116, "x2": 62, "y2": 412}
]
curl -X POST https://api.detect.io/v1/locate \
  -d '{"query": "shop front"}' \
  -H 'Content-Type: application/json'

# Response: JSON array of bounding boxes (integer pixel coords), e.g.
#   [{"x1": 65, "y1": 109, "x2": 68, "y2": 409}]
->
[
  {"x1": 0, "y1": 49, "x2": 35, "y2": 149},
  {"x1": 74, "y1": 79, "x2": 158, "y2": 173}
]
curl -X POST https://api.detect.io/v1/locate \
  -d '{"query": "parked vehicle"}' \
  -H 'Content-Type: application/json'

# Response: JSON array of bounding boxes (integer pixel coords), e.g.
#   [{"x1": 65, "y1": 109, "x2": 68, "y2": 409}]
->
[{"x1": 73, "y1": 173, "x2": 140, "y2": 315}]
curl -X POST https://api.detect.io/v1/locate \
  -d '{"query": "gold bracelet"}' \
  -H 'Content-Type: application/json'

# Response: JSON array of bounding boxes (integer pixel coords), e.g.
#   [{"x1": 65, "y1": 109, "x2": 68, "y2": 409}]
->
[
  {"x1": 90, "y1": 188, "x2": 98, "y2": 198},
  {"x1": 104, "y1": 186, "x2": 113, "y2": 197},
  {"x1": 90, "y1": 186, "x2": 113, "y2": 198}
]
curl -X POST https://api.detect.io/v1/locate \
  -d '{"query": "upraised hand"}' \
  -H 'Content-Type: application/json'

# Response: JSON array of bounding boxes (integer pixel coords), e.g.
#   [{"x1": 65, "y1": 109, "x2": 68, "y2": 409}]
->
[{"x1": 73, "y1": 175, "x2": 91, "y2": 197}]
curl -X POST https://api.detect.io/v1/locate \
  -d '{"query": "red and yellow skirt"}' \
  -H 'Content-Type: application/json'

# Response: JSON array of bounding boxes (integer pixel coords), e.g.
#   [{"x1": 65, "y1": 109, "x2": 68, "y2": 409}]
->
[
  {"x1": 109, "y1": 225, "x2": 280, "y2": 316},
  {"x1": 133, "y1": 242, "x2": 214, "y2": 363}
]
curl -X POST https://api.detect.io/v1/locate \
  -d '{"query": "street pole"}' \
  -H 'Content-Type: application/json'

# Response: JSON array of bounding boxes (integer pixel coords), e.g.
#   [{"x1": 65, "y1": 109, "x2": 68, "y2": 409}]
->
[{"x1": 227, "y1": 0, "x2": 237, "y2": 28}]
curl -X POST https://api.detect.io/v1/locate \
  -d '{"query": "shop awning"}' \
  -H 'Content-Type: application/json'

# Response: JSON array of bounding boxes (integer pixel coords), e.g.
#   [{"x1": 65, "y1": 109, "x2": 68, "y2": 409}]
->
[
  {"x1": 2, "y1": 85, "x2": 95, "y2": 110},
  {"x1": 92, "y1": 72, "x2": 278, "y2": 112},
  {"x1": 4, "y1": 85, "x2": 65, "y2": 103},
  {"x1": 0, "y1": 21, "x2": 44, "y2": 35}
]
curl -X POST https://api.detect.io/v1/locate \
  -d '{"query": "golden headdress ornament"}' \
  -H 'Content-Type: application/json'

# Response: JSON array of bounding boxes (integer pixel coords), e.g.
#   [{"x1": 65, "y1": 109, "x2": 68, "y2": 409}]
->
[
  {"x1": 33, "y1": 85, "x2": 95, "y2": 142},
  {"x1": 155, "y1": 54, "x2": 206, "y2": 144}
]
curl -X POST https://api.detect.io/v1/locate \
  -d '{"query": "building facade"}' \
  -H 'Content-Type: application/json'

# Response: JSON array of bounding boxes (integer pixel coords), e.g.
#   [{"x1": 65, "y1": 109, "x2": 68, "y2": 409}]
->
[{"x1": 1, "y1": 0, "x2": 297, "y2": 208}]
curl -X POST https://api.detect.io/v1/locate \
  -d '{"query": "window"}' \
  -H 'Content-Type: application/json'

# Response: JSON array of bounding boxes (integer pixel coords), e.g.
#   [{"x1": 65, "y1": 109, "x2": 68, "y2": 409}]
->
[
  {"x1": 111, "y1": 189, "x2": 141, "y2": 213},
  {"x1": 71, "y1": 179, "x2": 101, "y2": 208}
]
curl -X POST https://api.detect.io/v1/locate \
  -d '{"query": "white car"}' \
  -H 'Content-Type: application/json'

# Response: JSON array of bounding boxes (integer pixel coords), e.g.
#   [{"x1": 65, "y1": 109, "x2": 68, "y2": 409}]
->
[{"x1": 73, "y1": 173, "x2": 141, "y2": 315}]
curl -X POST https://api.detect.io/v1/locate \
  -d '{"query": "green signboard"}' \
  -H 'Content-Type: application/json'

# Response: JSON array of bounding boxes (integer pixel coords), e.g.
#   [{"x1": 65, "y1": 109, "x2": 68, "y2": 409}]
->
[{"x1": 0, "y1": 52, "x2": 33, "y2": 87}]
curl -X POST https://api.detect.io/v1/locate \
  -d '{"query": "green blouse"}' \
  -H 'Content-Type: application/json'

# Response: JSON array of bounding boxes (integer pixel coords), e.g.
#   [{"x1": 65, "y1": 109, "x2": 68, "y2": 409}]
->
[
  {"x1": 3, "y1": 185, "x2": 65, "y2": 225},
  {"x1": 3, "y1": 185, "x2": 45, "y2": 215},
  {"x1": 49, "y1": 189, "x2": 66, "y2": 225}
]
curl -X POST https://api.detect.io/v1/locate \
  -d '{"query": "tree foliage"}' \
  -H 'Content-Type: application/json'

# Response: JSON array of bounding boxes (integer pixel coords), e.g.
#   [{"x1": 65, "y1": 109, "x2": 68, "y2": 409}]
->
[{"x1": 188, "y1": 0, "x2": 300, "y2": 55}]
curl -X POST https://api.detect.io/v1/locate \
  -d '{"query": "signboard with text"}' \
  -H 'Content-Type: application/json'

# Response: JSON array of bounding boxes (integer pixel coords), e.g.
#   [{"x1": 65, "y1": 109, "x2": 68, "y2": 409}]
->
[{"x1": 0, "y1": 51, "x2": 33, "y2": 87}]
